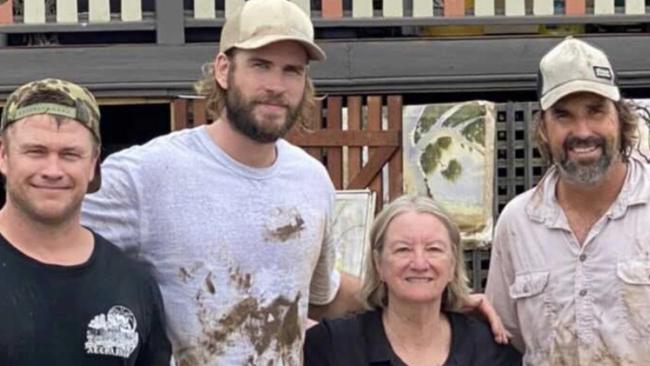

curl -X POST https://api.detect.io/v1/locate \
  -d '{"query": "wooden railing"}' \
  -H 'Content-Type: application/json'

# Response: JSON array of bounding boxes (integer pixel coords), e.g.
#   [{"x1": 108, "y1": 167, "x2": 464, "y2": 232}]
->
[
  {"x1": 0, "y1": 0, "x2": 145, "y2": 24},
  {"x1": 0, "y1": 0, "x2": 648, "y2": 44},
  {"x1": 187, "y1": 0, "x2": 648, "y2": 19}
]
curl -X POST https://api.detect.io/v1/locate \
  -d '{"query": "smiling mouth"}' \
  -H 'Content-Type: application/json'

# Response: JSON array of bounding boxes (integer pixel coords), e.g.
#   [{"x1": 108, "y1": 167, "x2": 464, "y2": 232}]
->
[
  {"x1": 32, "y1": 185, "x2": 69, "y2": 190},
  {"x1": 405, "y1": 277, "x2": 434, "y2": 283},
  {"x1": 569, "y1": 145, "x2": 599, "y2": 154}
]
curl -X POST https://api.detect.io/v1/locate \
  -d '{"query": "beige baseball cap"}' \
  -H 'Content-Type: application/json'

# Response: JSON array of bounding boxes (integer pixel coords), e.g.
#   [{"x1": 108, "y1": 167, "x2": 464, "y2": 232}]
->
[
  {"x1": 219, "y1": 0, "x2": 326, "y2": 61},
  {"x1": 538, "y1": 37, "x2": 620, "y2": 111}
]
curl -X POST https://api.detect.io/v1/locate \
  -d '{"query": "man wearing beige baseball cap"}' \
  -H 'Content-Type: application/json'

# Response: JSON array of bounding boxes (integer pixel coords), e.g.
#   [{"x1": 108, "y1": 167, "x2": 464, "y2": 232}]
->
[
  {"x1": 82, "y1": 1, "x2": 353, "y2": 364},
  {"x1": 486, "y1": 37, "x2": 650, "y2": 365},
  {"x1": 82, "y1": 1, "x2": 505, "y2": 364},
  {"x1": 0, "y1": 79, "x2": 171, "y2": 365}
]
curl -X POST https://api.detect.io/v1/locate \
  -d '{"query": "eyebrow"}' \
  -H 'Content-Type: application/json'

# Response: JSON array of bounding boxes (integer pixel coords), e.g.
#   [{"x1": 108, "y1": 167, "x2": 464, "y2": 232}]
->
[
  {"x1": 247, "y1": 57, "x2": 272, "y2": 65},
  {"x1": 247, "y1": 57, "x2": 306, "y2": 72},
  {"x1": 18, "y1": 142, "x2": 87, "y2": 153}
]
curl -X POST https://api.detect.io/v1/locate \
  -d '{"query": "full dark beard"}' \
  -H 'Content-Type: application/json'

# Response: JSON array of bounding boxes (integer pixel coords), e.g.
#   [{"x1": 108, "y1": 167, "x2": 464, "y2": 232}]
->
[{"x1": 225, "y1": 84, "x2": 302, "y2": 144}]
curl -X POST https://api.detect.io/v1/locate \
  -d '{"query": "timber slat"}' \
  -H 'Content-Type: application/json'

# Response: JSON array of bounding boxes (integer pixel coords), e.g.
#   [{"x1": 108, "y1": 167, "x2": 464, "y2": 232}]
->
[
  {"x1": 0, "y1": 0, "x2": 13, "y2": 24},
  {"x1": 387, "y1": 96, "x2": 403, "y2": 201},
  {"x1": 346, "y1": 96, "x2": 363, "y2": 189},
  {"x1": 348, "y1": 147, "x2": 398, "y2": 190},
  {"x1": 193, "y1": 99, "x2": 207, "y2": 126},
  {"x1": 367, "y1": 96, "x2": 383, "y2": 211},
  {"x1": 326, "y1": 97, "x2": 343, "y2": 189},
  {"x1": 172, "y1": 99, "x2": 188, "y2": 131}
]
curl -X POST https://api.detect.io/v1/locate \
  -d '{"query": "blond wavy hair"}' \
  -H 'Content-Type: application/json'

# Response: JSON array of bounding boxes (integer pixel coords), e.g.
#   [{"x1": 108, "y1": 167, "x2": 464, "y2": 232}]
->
[{"x1": 360, "y1": 195, "x2": 471, "y2": 312}]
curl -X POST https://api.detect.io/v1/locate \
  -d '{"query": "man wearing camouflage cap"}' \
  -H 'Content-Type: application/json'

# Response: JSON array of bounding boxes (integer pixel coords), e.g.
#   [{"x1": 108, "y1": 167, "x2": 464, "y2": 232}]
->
[
  {"x1": 0, "y1": 78, "x2": 171, "y2": 365},
  {"x1": 486, "y1": 37, "x2": 650, "y2": 365}
]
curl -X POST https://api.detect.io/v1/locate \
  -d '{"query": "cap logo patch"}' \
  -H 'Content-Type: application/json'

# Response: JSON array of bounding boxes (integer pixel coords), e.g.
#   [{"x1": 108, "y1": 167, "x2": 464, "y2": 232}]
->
[{"x1": 593, "y1": 66, "x2": 612, "y2": 81}]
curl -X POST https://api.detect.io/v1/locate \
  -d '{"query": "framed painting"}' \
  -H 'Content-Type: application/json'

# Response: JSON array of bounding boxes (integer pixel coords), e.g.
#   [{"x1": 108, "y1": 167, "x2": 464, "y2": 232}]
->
[{"x1": 333, "y1": 189, "x2": 376, "y2": 277}]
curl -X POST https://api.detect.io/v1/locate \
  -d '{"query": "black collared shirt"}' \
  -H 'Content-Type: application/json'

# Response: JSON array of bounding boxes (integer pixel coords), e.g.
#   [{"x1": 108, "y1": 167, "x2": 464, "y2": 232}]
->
[{"x1": 304, "y1": 309, "x2": 521, "y2": 366}]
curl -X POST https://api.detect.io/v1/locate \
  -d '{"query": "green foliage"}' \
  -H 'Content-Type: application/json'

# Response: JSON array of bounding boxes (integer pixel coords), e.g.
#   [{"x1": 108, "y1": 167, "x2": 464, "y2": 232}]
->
[{"x1": 441, "y1": 159, "x2": 463, "y2": 182}]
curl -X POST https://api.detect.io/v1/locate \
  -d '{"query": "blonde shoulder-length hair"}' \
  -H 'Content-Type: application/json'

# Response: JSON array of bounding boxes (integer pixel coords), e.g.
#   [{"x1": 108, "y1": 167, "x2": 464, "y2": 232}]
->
[{"x1": 360, "y1": 195, "x2": 471, "y2": 311}]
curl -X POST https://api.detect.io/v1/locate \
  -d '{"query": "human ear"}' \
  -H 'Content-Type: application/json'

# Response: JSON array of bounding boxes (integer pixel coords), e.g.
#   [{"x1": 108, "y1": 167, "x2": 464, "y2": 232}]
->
[{"x1": 214, "y1": 53, "x2": 231, "y2": 90}]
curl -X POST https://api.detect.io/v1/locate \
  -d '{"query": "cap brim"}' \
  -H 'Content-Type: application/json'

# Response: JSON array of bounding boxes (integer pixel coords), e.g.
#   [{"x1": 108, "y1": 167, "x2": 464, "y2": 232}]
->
[
  {"x1": 233, "y1": 34, "x2": 326, "y2": 61},
  {"x1": 540, "y1": 80, "x2": 620, "y2": 110}
]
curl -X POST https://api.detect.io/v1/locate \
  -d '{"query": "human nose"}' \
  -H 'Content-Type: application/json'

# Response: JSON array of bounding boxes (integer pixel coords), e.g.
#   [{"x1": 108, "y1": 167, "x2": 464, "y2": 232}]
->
[
  {"x1": 40, "y1": 155, "x2": 64, "y2": 180},
  {"x1": 262, "y1": 70, "x2": 287, "y2": 95},
  {"x1": 409, "y1": 249, "x2": 429, "y2": 270},
  {"x1": 572, "y1": 115, "x2": 594, "y2": 138}
]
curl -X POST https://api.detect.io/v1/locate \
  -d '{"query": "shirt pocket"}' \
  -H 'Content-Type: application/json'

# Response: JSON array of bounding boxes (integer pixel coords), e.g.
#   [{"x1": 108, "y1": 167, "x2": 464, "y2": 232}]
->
[
  {"x1": 617, "y1": 260, "x2": 650, "y2": 285},
  {"x1": 509, "y1": 271, "x2": 549, "y2": 300},
  {"x1": 508, "y1": 271, "x2": 554, "y2": 362},
  {"x1": 616, "y1": 260, "x2": 650, "y2": 336}
]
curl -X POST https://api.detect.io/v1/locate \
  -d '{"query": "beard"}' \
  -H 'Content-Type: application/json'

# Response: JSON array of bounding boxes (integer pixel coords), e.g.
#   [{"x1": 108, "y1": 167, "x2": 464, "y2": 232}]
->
[
  {"x1": 554, "y1": 134, "x2": 619, "y2": 185},
  {"x1": 225, "y1": 77, "x2": 304, "y2": 144}
]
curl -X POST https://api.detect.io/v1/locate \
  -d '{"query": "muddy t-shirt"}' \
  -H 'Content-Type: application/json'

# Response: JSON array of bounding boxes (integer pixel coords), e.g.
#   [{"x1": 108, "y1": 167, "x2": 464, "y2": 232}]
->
[{"x1": 82, "y1": 126, "x2": 340, "y2": 366}]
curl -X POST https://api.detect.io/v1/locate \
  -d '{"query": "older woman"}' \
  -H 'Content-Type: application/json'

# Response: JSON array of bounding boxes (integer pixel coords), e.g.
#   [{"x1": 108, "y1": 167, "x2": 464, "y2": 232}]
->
[{"x1": 304, "y1": 195, "x2": 521, "y2": 366}]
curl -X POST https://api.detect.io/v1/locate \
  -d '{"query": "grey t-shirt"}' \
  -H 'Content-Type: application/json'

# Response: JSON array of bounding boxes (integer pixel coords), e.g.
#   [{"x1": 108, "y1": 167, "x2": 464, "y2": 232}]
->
[{"x1": 82, "y1": 126, "x2": 340, "y2": 365}]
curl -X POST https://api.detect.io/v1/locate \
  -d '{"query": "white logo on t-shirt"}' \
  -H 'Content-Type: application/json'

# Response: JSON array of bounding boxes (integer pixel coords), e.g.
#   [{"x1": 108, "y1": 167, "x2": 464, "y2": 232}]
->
[{"x1": 85, "y1": 305, "x2": 139, "y2": 358}]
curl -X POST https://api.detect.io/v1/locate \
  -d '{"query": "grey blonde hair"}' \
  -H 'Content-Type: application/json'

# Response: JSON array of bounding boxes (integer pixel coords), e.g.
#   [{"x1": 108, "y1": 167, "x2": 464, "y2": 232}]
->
[
  {"x1": 360, "y1": 195, "x2": 471, "y2": 312},
  {"x1": 193, "y1": 50, "x2": 318, "y2": 129}
]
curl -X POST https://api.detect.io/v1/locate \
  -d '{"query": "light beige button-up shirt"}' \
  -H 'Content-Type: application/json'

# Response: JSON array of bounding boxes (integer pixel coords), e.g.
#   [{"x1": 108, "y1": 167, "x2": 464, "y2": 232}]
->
[{"x1": 486, "y1": 154, "x2": 650, "y2": 366}]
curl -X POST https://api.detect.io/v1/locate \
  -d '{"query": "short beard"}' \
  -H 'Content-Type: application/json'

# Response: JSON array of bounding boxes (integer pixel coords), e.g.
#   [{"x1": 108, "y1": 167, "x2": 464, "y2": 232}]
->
[
  {"x1": 225, "y1": 73, "x2": 303, "y2": 143},
  {"x1": 555, "y1": 135, "x2": 618, "y2": 186}
]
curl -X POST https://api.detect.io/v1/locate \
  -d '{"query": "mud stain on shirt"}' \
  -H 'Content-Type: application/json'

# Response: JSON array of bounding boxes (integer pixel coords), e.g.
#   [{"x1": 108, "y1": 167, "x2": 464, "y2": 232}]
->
[
  {"x1": 178, "y1": 261, "x2": 205, "y2": 284},
  {"x1": 264, "y1": 207, "x2": 306, "y2": 242},
  {"x1": 195, "y1": 293, "x2": 302, "y2": 365},
  {"x1": 177, "y1": 266, "x2": 303, "y2": 365}
]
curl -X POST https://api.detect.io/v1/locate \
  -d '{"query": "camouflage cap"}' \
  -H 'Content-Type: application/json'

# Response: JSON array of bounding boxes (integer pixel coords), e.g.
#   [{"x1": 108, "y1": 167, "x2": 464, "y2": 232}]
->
[
  {"x1": 1, "y1": 78, "x2": 102, "y2": 192},
  {"x1": 1, "y1": 78, "x2": 101, "y2": 143}
]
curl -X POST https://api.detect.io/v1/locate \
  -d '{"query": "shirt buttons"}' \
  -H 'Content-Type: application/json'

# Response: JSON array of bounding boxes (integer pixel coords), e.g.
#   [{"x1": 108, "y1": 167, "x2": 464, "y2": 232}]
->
[
  {"x1": 579, "y1": 289, "x2": 588, "y2": 297},
  {"x1": 579, "y1": 254, "x2": 587, "y2": 262}
]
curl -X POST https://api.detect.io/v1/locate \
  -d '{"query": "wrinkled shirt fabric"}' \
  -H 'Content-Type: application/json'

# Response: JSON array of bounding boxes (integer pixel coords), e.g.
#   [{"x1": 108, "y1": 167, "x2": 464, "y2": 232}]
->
[{"x1": 486, "y1": 154, "x2": 650, "y2": 366}]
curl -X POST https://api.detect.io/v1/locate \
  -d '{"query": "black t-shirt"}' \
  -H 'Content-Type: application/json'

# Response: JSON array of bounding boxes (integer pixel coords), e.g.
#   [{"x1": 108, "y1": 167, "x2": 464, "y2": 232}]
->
[
  {"x1": 0, "y1": 231, "x2": 171, "y2": 365},
  {"x1": 304, "y1": 309, "x2": 522, "y2": 366}
]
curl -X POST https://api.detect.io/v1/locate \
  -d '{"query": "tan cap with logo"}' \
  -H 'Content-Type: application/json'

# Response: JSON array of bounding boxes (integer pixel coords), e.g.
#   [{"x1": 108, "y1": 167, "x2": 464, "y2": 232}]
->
[
  {"x1": 538, "y1": 37, "x2": 620, "y2": 111},
  {"x1": 219, "y1": 0, "x2": 326, "y2": 61}
]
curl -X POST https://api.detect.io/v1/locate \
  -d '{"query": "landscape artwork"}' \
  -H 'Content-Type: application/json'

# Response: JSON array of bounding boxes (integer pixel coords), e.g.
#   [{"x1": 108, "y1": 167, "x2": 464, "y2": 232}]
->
[{"x1": 402, "y1": 101, "x2": 495, "y2": 248}]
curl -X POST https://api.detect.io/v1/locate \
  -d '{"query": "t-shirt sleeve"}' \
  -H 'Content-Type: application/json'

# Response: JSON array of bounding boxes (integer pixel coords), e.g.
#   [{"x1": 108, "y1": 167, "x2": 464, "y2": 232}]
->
[
  {"x1": 308, "y1": 189, "x2": 341, "y2": 305},
  {"x1": 472, "y1": 328, "x2": 523, "y2": 366},
  {"x1": 136, "y1": 274, "x2": 172, "y2": 366},
  {"x1": 303, "y1": 322, "x2": 335, "y2": 366},
  {"x1": 81, "y1": 151, "x2": 143, "y2": 257}
]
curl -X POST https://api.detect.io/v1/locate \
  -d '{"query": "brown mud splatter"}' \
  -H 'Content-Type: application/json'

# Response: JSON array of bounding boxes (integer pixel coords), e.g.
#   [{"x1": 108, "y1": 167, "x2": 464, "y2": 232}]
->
[
  {"x1": 205, "y1": 271, "x2": 215, "y2": 295},
  {"x1": 229, "y1": 267, "x2": 252, "y2": 290},
  {"x1": 181, "y1": 266, "x2": 302, "y2": 364},
  {"x1": 197, "y1": 293, "x2": 302, "y2": 363},
  {"x1": 264, "y1": 207, "x2": 306, "y2": 242},
  {"x1": 178, "y1": 261, "x2": 205, "y2": 283}
]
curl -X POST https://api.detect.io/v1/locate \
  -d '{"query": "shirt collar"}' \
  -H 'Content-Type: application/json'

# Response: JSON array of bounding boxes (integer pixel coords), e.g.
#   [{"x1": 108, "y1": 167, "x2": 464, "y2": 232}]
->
[{"x1": 362, "y1": 309, "x2": 466, "y2": 366}]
